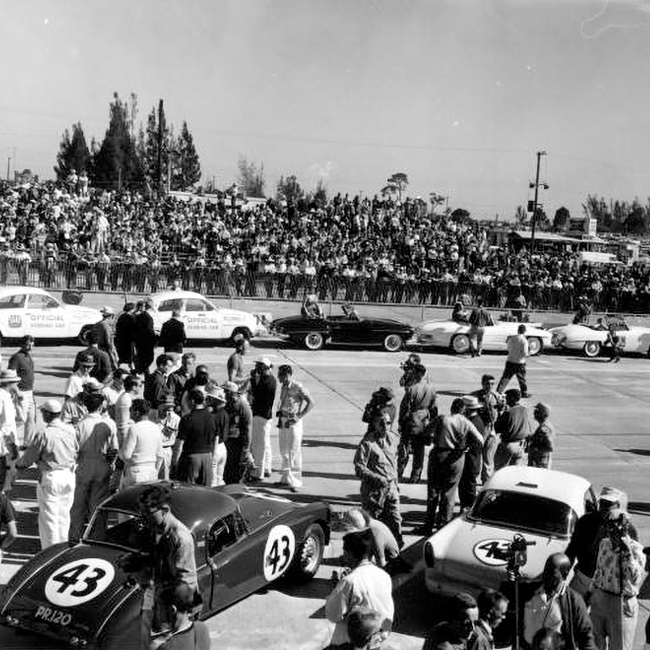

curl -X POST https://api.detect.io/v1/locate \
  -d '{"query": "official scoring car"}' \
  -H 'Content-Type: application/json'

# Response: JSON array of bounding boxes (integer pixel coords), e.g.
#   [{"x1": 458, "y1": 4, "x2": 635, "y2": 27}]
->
[
  {"x1": 423, "y1": 467, "x2": 595, "y2": 596},
  {"x1": 148, "y1": 290, "x2": 271, "y2": 342},
  {"x1": 0, "y1": 482, "x2": 330, "y2": 650},
  {"x1": 549, "y1": 315, "x2": 650, "y2": 357},
  {"x1": 272, "y1": 307, "x2": 415, "y2": 352},
  {"x1": 0, "y1": 287, "x2": 101, "y2": 343},
  {"x1": 415, "y1": 314, "x2": 552, "y2": 355}
]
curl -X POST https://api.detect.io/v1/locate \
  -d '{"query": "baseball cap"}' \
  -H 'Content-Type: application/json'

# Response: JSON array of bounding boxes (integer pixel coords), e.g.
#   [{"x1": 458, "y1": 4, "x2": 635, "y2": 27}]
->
[{"x1": 40, "y1": 399, "x2": 62, "y2": 414}]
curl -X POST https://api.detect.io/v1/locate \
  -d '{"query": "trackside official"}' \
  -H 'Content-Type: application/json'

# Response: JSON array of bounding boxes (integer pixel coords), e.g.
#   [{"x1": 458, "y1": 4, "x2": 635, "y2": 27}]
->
[{"x1": 17, "y1": 400, "x2": 77, "y2": 549}]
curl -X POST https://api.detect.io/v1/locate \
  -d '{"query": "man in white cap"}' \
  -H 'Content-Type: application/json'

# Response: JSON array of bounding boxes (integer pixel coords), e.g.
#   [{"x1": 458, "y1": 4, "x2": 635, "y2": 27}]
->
[
  {"x1": 0, "y1": 369, "x2": 21, "y2": 494},
  {"x1": 16, "y1": 400, "x2": 77, "y2": 549},
  {"x1": 248, "y1": 356, "x2": 277, "y2": 482},
  {"x1": 96, "y1": 306, "x2": 118, "y2": 369},
  {"x1": 566, "y1": 486, "x2": 637, "y2": 601},
  {"x1": 206, "y1": 384, "x2": 228, "y2": 486}
]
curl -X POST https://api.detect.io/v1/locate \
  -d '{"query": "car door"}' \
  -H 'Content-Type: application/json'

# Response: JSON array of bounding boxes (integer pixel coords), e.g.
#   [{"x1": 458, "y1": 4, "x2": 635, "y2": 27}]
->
[
  {"x1": 483, "y1": 316, "x2": 511, "y2": 351},
  {"x1": 184, "y1": 297, "x2": 218, "y2": 340},
  {"x1": 329, "y1": 316, "x2": 363, "y2": 343},
  {"x1": 0, "y1": 292, "x2": 28, "y2": 338},
  {"x1": 155, "y1": 298, "x2": 183, "y2": 334},
  {"x1": 25, "y1": 292, "x2": 68, "y2": 338}
]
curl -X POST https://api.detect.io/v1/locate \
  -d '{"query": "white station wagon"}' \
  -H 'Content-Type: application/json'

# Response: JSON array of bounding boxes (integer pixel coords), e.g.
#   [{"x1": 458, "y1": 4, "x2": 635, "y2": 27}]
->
[
  {"x1": 0, "y1": 287, "x2": 101, "y2": 343},
  {"x1": 148, "y1": 290, "x2": 270, "y2": 342}
]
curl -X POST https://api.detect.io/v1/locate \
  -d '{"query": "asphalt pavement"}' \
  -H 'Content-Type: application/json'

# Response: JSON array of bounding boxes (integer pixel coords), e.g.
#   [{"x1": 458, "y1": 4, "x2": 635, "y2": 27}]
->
[{"x1": 1, "y1": 293, "x2": 650, "y2": 649}]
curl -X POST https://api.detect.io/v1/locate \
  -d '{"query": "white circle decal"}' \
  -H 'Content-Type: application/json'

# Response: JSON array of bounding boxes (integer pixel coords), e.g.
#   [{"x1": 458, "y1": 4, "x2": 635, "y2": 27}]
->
[
  {"x1": 473, "y1": 539, "x2": 512, "y2": 566},
  {"x1": 45, "y1": 558, "x2": 115, "y2": 607},
  {"x1": 263, "y1": 525, "x2": 296, "y2": 582}
]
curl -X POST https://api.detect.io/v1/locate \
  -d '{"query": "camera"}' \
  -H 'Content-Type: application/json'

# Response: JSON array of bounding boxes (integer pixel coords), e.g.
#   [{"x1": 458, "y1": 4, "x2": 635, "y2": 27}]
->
[{"x1": 506, "y1": 534, "x2": 536, "y2": 580}]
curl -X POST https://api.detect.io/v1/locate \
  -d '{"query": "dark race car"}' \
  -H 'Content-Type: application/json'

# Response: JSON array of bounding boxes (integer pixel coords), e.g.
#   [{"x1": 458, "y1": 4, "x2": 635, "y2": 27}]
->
[
  {"x1": 0, "y1": 482, "x2": 330, "y2": 649},
  {"x1": 272, "y1": 306, "x2": 414, "y2": 352}
]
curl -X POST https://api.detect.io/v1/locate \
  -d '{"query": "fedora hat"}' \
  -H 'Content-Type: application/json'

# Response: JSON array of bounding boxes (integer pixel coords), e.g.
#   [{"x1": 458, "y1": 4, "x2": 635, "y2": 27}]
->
[{"x1": 0, "y1": 369, "x2": 20, "y2": 384}]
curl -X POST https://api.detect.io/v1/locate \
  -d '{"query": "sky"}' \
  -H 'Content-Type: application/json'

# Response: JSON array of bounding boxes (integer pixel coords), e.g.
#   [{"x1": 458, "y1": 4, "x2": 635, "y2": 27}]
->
[{"x1": 1, "y1": 0, "x2": 650, "y2": 220}]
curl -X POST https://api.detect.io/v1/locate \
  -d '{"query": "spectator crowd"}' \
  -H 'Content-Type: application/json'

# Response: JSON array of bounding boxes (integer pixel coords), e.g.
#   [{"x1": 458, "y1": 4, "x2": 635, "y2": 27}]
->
[{"x1": 2, "y1": 179, "x2": 650, "y2": 313}]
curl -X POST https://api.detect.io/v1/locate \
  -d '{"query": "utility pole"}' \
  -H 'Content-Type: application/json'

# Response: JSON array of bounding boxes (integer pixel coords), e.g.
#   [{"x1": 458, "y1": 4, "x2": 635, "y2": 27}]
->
[
  {"x1": 156, "y1": 99, "x2": 164, "y2": 195},
  {"x1": 6, "y1": 157, "x2": 10, "y2": 181},
  {"x1": 528, "y1": 151, "x2": 549, "y2": 255}
]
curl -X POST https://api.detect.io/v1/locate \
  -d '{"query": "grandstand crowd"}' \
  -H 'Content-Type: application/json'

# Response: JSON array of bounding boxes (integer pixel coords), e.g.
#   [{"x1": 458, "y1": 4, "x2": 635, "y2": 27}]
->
[{"x1": 1, "y1": 178, "x2": 650, "y2": 313}]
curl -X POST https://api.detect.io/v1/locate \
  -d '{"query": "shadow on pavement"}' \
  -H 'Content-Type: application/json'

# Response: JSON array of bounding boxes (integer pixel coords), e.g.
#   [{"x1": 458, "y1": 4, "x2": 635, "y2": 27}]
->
[
  {"x1": 616, "y1": 449, "x2": 650, "y2": 457},
  {"x1": 303, "y1": 440, "x2": 357, "y2": 450}
]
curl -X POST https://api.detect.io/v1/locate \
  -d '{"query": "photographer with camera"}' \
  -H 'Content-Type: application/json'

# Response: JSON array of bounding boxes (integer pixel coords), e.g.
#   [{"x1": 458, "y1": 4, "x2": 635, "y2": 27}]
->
[
  {"x1": 590, "y1": 509, "x2": 646, "y2": 650},
  {"x1": 362, "y1": 387, "x2": 396, "y2": 433},
  {"x1": 523, "y1": 553, "x2": 595, "y2": 650}
]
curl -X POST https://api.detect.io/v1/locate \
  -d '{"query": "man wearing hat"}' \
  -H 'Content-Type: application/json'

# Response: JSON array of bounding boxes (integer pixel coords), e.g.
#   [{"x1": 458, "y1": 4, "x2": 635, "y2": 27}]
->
[
  {"x1": 494, "y1": 389, "x2": 532, "y2": 471},
  {"x1": 16, "y1": 400, "x2": 77, "y2": 549},
  {"x1": 61, "y1": 376, "x2": 104, "y2": 427},
  {"x1": 458, "y1": 395, "x2": 485, "y2": 513},
  {"x1": 8, "y1": 335, "x2": 36, "y2": 449},
  {"x1": 95, "y1": 306, "x2": 118, "y2": 369},
  {"x1": 223, "y1": 381, "x2": 254, "y2": 484},
  {"x1": 566, "y1": 486, "x2": 638, "y2": 602},
  {"x1": 205, "y1": 384, "x2": 228, "y2": 487},
  {"x1": 73, "y1": 328, "x2": 112, "y2": 383},
  {"x1": 248, "y1": 357, "x2": 277, "y2": 482},
  {"x1": 155, "y1": 394, "x2": 180, "y2": 480},
  {"x1": 65, "y1": 352, "x2": 95, "y2": 399},
  {"x1": 527, "y1": 402, "x2": 555, "y2": 469},
  {"x1": 0, "y1": 369, "x2": 21, "y2": 494}
]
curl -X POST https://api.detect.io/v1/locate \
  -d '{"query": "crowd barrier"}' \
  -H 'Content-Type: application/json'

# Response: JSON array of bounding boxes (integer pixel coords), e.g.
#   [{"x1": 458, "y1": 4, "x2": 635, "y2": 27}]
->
[{"x1": 1, "y1": 260, "x2": 649, "y2": 314}]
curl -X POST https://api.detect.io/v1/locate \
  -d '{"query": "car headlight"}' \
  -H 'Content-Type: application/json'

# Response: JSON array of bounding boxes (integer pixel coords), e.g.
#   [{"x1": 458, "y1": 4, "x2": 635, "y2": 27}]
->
[{"x1": 424, "y1": 541, "x2": 435, "y2": 569}]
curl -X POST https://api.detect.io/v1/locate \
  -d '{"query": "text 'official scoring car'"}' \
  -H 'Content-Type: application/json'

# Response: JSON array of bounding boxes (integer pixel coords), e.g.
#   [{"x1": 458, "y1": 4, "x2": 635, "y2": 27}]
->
[
  {"x1": 272, "y1": 306, "x2": 414, "y2": 352},
  {"x1": 0, "y1": 482, "x2": 330, "y2": 650}
]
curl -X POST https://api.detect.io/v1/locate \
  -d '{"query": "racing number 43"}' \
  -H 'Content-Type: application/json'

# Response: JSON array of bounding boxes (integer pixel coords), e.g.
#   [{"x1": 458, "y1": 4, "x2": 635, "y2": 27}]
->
[
  {"x1": 44, "y1": 558, "x2": 116, "y2": 607},
  {"x1": 263, "y1": 525, "x2": 296, "y2": 582},
  {"x1": 267, "y1": 536, "x2": 292, "y2": 575},
  {"x1": 51, "y1": 563, "x2": 106, "y2": 598}
]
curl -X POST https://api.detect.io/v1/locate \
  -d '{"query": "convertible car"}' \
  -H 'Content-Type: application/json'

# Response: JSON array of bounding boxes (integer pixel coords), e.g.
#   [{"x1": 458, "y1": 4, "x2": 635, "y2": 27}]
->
[
  {"x1": 423, "y1": 467, "x2": 594, "y2": 597},
  {"x1": 0, "y1": 482, "x2": 330, "y2": 650},
  {"x1": 414, "y1": 314, "x2": 552, "y2": 355},
  {"x1": 549, "y1": 315, "x2": 650, "y2": 357},
  {"x1": 272, "y1": 307, "x2": 414, "y2": 352}
]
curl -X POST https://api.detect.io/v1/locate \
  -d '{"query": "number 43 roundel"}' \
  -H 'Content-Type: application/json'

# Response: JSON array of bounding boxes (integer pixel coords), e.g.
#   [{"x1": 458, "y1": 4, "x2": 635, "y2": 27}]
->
[
  {"x1": 45, "y1": 559, "x2": 115, "y2": 607},
  {"x1": 263, "y1": 525, "x2": 296, "y2": 582}
]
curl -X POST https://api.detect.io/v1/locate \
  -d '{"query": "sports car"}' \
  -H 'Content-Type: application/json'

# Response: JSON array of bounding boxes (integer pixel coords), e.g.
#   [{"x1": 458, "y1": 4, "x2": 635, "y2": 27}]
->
[
  {"x1": 0, "y1": 482, "x2": 330, "y2": 650},
  {"x1": 148, "y1": 290, "x2": 271, "y2": 342},
  {"x1": 549, "y1": 315, "x2": 650, "y2": 357},
  {"x1": 414, "y1": 314, "x2": 552, "y2": 355},
  {"x1": 423, "y1": 466, "x2": 595, "y2": 596},
  {"x1": 0, "y1": 286, "x2": 101, "y2": 344},
  {"x1": 271, "y1": 307, "x2": 414, "y2": 352}
]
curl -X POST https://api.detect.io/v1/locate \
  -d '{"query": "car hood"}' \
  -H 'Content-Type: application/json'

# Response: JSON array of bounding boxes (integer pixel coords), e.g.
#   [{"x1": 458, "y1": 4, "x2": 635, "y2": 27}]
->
[
  {"x1": 429, "y1": 517, "x2": 568, "y2": 590},
  {"x1": 64, "y1": 305, "x2": 103, "y2": 321},
  {"x1": 1, "y1": 542, "x2": 140, "y2": 644}
]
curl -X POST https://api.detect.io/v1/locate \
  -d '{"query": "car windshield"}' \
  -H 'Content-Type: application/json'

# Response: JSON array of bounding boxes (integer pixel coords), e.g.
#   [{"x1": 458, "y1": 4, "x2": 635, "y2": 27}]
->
[
  {"x1": 468, "y1": 490, "x2": 576, "y2": 538},
  {"x1": 84, "y1": 507, "x2": 149, "y2": 552}
]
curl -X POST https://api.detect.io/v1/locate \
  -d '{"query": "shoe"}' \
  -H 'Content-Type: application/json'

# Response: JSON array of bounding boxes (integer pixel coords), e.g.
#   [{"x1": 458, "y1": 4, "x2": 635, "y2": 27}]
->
[
  {"x1": 614, "y1": 358, "x2": 620, "y2": 364},
  {"x1": 274, "y1": 481, "x2": 290, "y2": 487},
  {"x1": 289, "y1": 486, "x2": 299, "y2": 493},
  {"x1": 264, "y1": 471, "x2": 272, "y2": 478}
]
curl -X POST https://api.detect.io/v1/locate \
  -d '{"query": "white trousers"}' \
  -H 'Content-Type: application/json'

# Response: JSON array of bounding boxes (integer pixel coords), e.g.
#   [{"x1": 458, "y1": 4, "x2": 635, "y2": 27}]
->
[
  {"x1": 278, "y1": 420, "x2": 303, "y2": 488},
  {"x1": 38, "y1": 468, "x2": 76, "y2": 549},
  {"x1": 212, "y1": 442, "x2": 227, "y2": 487},
  {"x1": 120, "y1": 464, "x2": 158, "y2": 488},
  {"x1": 251, "y1": 416, "x2": 272, "y2": 478}
]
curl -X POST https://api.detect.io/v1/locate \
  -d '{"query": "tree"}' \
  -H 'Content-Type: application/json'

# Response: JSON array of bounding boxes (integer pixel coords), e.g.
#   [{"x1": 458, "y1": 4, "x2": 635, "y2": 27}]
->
[
  {"x1": 140, "y1": 103, "x2": 170, "y2": 192},
  {"x1": 532, "y1": 207, "x2": 551, "y2": 232},
  {"x1": 92, "y1": 92, "x2": 143, "y2": 190},
  {"x1": 515, "y1": 205, "x2": 528, "y2": 225},
  {"x1": 383, "y1": 172, "x2": 409, "y2": 202},
  {"x1": 54, "y1": 122, "x2": 91, "y2": 181},
  {"x1": 237, "y1": 157, "x2": 266, "y2": 198},
  {"x1": 450, "y1": 208, "x2": 470, "y2": 222},
  {"x1": 170, "y1": 121, "x2": 201, "y2": 191},
  {"x1": 276, "y1": 174, "x2": 304, "y2": 203},
  {"x1": 312, "y1": 179, "x2": 327, "y2": 206},
  {"x1": 552, "y1": 206, "x2": 571, "y2": 231},
  {"x1": 625, "y1": 201, "x2": 648, "y2": 235}
]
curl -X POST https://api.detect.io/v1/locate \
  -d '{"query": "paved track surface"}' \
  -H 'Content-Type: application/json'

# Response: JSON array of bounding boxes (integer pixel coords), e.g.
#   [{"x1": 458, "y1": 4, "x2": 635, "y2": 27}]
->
[{"x1": 1, "y1": 311, "x2": 650, "y2": 648}]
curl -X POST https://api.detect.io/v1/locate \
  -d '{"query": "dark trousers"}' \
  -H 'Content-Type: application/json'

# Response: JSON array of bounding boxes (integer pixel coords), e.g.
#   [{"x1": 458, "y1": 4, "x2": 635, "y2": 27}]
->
[
  {"x1": 459, "y1": 448, "x2": 482, "y2": 510},
  {"x1": 425, "y1": 449, "x2": 465, "y2": 528},
  {"x1": 397, "y1": 434, "x2": 426, "y2": 481},
  {"x1": 224, "y1": 438, "x2": 245, "y2": 484},
  {"x1": 181, "y1": 452, "x2": 213, "y2": 487},
  {"x1": 497, "y1": 361, "x2": 527, "y2": 394}
]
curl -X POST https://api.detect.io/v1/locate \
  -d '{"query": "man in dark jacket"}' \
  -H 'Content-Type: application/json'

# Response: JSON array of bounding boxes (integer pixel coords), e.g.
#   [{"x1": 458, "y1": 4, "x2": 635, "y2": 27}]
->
[
  {"x1": 494, "y1": 389, "x2": 531, "y2": 470},
  {"x1": 134, "y1": 300, "x2": 156, "y2": 374},
  {"x1": 523, "y1": 553, "x2": 596, "y2": 650},
  {"x1": 159, "y1": 310, "x2": 186, "y2": 369},
  {"x1": 248, "y1": 357, "x2": 277, "y2": 481},
  {"x1": 73, "y1": 329, "x2": 112, "y2": 383},
  {"x1": 114, "y1": 302, "x2": 136, "y2": 368}
]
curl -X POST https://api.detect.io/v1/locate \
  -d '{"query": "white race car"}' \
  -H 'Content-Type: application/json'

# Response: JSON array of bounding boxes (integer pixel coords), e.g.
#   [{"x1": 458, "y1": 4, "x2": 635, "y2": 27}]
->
[
  {"x1": 549, "y1": 316, "x2": 650, "y2": 357},
  {"x1": 415, "y1": 314, "x2": 552, "y2": 355},
  {"x1": 423, "y1": 466, "x2": 595, "y2": 596},
  {"x1": 148, "y1": 290, "x2": 271, "y2": 342},
  {"x1": 0, "y1": 287, "x2": 101, "y2": 343}
]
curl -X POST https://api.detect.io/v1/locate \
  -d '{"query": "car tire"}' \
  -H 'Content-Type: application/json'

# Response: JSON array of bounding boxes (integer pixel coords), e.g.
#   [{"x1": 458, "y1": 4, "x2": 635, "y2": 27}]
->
[
  {"x1": 451, "y1": 334, "x2": 470, "y2": 355},
  {"x1": 288, "y1": 523, "x2": 325, "y2": 582},
  {"x1": 527, "y1": 337, "x2": 543, "y2": 356},
  {"x1": 383, "y1": 333, "x2": 403, "y2": 352},
  {"x1": 77, "y1": 324, "x2": 94, "y2": 345},
  {"x1": 583, "y1": 341, "x2": 601, "y2": 357},
  {"x1": 304, "y1": 332, "x2": 324, "y2": 350}
]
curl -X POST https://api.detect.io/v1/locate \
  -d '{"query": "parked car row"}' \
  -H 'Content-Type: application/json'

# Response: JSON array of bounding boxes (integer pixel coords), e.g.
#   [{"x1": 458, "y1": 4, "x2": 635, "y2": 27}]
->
[{"x1": 0, "y1": 286, "x2": 648, "y2": 359}]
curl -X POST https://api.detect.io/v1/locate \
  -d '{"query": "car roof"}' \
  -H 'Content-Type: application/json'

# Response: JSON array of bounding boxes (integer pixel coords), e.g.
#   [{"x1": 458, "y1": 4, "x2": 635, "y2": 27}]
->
[
  {"x1": 149, "y1": 290, "x2": 210, "y2": 303},
  {"x1": 483, "y1": 467, "x2": 591, "y2": 512},
  {"x1": 100, "y1": 482, "x2": 237, "y2": 535},
  {"x1": 0, "y1": 286, "x2": 51, "y2": 297}
]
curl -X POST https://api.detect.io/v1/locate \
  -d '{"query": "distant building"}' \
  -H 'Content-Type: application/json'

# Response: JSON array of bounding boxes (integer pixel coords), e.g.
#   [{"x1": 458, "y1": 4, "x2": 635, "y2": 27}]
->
[{"x1": 13, "y1": 169, "x2": 39, "y2": 185}]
